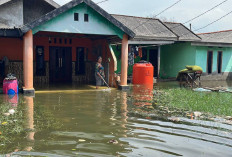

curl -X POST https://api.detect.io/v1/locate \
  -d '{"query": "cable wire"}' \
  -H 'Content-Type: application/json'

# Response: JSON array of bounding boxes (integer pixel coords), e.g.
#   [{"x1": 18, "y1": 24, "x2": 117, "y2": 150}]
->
[
  {"x1": 179, "y1": 9, "x2": 232, "y2": 37},
  {"x1": 96, "y1": 0, "x2": 109, "y2": 4},
  {"x1": 133, "y1": 0, "x2": 183, "y2": 30},
  {"x1": 183, "y1": 0, "x2": 229, "y2": 25},
  {"x1": 133, "y1": 0, "x2": 230, "y2": 38}
]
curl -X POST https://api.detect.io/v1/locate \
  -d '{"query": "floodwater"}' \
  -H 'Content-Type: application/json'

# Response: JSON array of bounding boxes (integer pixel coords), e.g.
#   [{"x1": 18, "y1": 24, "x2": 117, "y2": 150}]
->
[{"x1": 0, "y1": 84, "x2": 232, "y2": 157}]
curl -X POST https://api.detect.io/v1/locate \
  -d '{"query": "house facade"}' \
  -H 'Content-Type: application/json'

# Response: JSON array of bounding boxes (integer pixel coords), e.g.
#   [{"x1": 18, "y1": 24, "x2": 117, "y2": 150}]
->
[
  {"x1": 0, "y1": 0, "x2": 135, "y2": 94},
  {"x1": 160, "y1": 30, "x2": 232, "y2": 80}
]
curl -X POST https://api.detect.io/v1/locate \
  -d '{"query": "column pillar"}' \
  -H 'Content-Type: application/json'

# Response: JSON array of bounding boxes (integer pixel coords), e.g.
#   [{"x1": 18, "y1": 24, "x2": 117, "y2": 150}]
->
[
  {"x1": 23, "y1": 30, "x2": 35, "y2": 95},
  {"x1": 119, "y1": 34, "x2": 129, "y2": 90}
]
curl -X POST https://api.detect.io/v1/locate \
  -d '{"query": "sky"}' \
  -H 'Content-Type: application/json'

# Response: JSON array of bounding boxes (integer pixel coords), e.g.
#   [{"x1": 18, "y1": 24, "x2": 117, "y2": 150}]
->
[{"x1": 54, "y1": 0, "x2": 232, "y2": 33}]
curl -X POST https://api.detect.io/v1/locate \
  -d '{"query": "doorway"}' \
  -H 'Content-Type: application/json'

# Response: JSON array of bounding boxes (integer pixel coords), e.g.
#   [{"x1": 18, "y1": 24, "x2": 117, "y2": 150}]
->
[
  {"x1": 149, "y1": 49, "x2": 159, "y2": 78},
  {"x1": 207, "y1": 51, "x2": 213, "y2": 74},
  {"x1": 217, "y1": 51, "x2": 223, "y2": 74},
  {"x1": 49, "y1": 47, "x2": 72, "y2": 83}
]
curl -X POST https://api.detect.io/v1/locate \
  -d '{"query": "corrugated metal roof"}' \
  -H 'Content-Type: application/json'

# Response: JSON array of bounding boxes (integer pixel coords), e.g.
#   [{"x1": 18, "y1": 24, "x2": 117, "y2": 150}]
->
[
  {"x1": 198, "y1": 30, "x2": 232, "y2": 44},
  {"x1": 111, "y1": 14, "x2": 178, "y2": 41},
  {"x1": 164, "y1": 22, "x2": 201, "y2": 41}
]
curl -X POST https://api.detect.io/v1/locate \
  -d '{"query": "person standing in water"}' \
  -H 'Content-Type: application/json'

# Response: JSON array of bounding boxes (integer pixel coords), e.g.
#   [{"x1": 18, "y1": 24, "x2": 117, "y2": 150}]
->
[{"x1": 95, "y1": 56, "x2": 105, "y2": 89}]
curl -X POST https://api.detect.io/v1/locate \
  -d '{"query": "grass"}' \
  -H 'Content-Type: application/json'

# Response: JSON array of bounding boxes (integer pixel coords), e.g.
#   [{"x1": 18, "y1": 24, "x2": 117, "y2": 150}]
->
[{"x1": 153, "y1": 88, "x2": 232, "y2": 116}]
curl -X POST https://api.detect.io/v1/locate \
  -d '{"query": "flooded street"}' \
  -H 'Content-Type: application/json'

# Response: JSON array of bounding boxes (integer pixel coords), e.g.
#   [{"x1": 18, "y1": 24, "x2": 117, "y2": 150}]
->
[{"x1": 0, "y1": 85, "x2": 232, "y2": 157}]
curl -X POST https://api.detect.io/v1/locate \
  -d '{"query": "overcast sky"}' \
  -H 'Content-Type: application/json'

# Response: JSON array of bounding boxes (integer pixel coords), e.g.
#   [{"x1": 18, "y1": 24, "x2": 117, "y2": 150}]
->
[{"x1": 54, "y1": 0, "x2": 232, "y2": 33}]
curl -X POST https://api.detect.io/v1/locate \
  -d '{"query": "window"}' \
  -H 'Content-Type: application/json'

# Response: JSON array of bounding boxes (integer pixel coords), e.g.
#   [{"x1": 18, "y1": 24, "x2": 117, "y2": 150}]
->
[
  {"x1": 36, "y1": 46, "x2": 46, "y2": 76},
  {"x1": 76, "y1": 47, "x2": 86, "y2": 75},
  {"x1": 69, "y1": 39, "x2": 72, "y2": 44},
  {"x1": 207, "y1": 51, "x2": 213, "y2": 74},
  {"x1": 74, "y1": 13, "x2": 79, "y2": 21},
  {"x1": 59, "y1": 38, "x2": 62, "y2": 44},
  {"x1": 54, "y1": 38, "x2": 57, "y2": 44},
  {"x1": 64, "y1": 39, "x2": 67, "y2": 44},
  {"x1": 217, "y1": 51, "x2": 223, "y2": 74},
  {"x1": 84, "y1": 14, "x2": 89, "y2": 22}
]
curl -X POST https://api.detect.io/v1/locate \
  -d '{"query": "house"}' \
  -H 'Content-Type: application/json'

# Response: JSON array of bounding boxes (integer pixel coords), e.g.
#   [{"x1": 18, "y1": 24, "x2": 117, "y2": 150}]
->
[
  {"x1": 110, "y1": 16, "x2": 201, "y2": 80},
  {"x1": 0, "y1": 0, "x2": 136, "y2": 94},
  {"x1": 160, "y1": 29, "x2": 232, "y2": 80}
]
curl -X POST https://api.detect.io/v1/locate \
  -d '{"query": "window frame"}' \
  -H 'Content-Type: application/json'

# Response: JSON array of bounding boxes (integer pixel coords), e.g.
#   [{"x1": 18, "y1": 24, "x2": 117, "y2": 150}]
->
[
  {"x1": 74, "y1": 13, "x2": 79, "y2": 21},
  {"x1": 84, "y1": 14, "x2": 89, "y2": 22}
]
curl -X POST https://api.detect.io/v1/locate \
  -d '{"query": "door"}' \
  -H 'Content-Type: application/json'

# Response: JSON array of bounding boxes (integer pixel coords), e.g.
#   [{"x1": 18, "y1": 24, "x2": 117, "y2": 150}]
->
[
  {"x1": 217, "y1": 51, "x2": 223, "y2": 74},
  {"x1": 207, "y1": 51, "x2": 213, "y2": 74},
  {"x1": 49, "y1": 47, "x2": 72, "y2": 83},
  {"x1": 76, "y1": 47, "x2": 85, "y2": 75},
  {"x1": 149, "y1": 49, "x2": 159, "y2": 78}
]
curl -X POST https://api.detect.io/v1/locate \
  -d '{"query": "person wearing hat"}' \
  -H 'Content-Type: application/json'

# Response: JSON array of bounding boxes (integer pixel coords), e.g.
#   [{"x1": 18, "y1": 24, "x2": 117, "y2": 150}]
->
[{"x1": 95, "y1": 56, "x2": 105, "y2": 89}]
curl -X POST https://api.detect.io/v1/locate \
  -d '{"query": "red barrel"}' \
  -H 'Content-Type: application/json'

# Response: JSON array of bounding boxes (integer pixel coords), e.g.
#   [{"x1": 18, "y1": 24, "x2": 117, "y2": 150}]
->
[{"x1": 132, "y1": 62, "x2": 154, "y2": 85}]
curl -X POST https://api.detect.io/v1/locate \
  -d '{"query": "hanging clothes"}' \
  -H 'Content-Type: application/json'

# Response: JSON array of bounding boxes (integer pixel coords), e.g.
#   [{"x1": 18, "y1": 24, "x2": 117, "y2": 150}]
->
[
  {"x1": 134, "y1": 46, "x2": 139, "y2": 57},
  {"x1": 128, "y1": 46, "x2": 135, "y2": 65},
  {"x1": 138, "y1": 47, "x2": 143, "y2": 58}
]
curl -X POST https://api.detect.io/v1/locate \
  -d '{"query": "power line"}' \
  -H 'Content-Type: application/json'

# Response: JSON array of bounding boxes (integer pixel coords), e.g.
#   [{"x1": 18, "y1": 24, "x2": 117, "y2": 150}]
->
[
  {"x1": 183, "y1": 0, "x2": 229, "y2": 25},
  {"x1": 179, "y1": 9, "x2": 232, "y2": 37},
  {"x1": 133, "y1": 0, "x2": 183, "y2": 30},
  {"x1": 152, "y1": 0, "x2": 230, "y2": 37},
  {"x1": 96, "y1": 0, "x2": 109, "y2": 4},
  {"x1": 194, "y1": 10, "x2": 232, "y2": 32}
]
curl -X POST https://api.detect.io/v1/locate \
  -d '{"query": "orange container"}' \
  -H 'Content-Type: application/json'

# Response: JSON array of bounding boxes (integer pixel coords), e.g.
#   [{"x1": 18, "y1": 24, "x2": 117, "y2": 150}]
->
[{"x1": 132, "y1": 62, "x2": 154, "y2": 85}]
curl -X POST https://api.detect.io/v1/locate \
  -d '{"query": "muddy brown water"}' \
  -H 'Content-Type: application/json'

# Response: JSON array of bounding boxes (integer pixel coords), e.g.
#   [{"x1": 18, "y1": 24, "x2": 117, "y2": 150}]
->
[{"x1": 0, "y1": 84, "x2": 232, "y2": 157}]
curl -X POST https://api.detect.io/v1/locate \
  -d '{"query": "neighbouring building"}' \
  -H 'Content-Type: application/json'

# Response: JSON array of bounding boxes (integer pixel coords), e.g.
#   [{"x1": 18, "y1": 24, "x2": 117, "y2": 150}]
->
[{"x1": 160, "y1": 30, "x2": 232, "y2": 80}]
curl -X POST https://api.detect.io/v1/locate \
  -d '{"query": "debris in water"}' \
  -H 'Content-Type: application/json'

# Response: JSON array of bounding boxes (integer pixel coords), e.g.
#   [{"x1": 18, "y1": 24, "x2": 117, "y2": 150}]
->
[
  {"x1": 78, "y1": 139, "x2": 86, "y2": 142},
  {"x1": 1, "y1": 122, "x2": 8, "y2": 125},
  {"x1": 169, "y1": 117, "x2": 180, "y2": 122},
  {"x1": 108, "y1": 139, "x2": 118, "y2": 144},
  {"x1": 225, "y1": 116, "x2": 232, "y2": 120},
  {"x1": 3, "y1": 113, "x2": 10, "y2": 116},
  {"x1": 193, "y1": 88, "x2": 211, "y2": 92},
  {"x1": 102, "y1": 88, "x2": 111, "y2": 92},
  {"x1": 194, "y1": 112, "x2": 202, "y2": 117},
  {"x1": 9, "y1": 109, "x2": 15, "y2": 115}
]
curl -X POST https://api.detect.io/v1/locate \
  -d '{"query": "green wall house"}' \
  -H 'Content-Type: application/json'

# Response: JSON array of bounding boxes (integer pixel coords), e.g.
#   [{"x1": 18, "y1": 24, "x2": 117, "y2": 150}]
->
[
  {"x1": 193, "y1": 30, "x2": 232, "y2": 80},
  {"x1": 111, "y1": 17, "x2": 202, "y2": 80},
  {"x1": 160, "y1": 30, "x2": 232, "y2": 80}
]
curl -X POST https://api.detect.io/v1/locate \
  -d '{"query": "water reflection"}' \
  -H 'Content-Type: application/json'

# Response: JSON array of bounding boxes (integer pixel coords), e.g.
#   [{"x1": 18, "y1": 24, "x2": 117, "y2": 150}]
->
[
  {"x1": 24, "y1": 96, "x2": 35, "y2": 151},
  {"x1": 1, "y1": 87, "x2": 232, "y2": 157},
  {"x1": 4, "y1": 94, "x2": 18, "y2": 107},
  {"x1": 120, "y1": 92, "x2": 128, "y2": 137},
  {"x1": 3, "y1": 96, "x2": 34, "y2": 156},
  {"x1": 133, "y1": 84, "x2": 153, "y2": 107}
]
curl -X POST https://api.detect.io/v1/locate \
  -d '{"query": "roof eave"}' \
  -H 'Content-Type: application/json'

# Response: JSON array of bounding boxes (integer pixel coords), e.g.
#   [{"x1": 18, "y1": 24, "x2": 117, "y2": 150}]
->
[
  {"x1": 133, "y1": 36, "x2": 177, "y2": 41},
  {"x1": 191, "y1": 41, "x2": 232, "y2": 47},
  {"x1": 44, "y1": 0, "x2": 60, "y2": 8},
  {"x1": 0, "y1": 28, "x2": 22, "y2": 37}
]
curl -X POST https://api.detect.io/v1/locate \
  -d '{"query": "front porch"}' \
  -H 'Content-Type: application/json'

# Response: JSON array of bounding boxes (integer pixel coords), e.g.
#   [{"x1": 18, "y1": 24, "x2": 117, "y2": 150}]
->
[{"x1": 0, "y1": 0, "x2": 135, "y2": 94}]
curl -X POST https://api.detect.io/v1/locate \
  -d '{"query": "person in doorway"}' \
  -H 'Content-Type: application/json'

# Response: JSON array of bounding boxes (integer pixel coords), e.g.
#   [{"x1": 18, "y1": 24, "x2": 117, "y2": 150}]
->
[{"x1": 95, "y1": 56, "x2": 105, "y2": 89}]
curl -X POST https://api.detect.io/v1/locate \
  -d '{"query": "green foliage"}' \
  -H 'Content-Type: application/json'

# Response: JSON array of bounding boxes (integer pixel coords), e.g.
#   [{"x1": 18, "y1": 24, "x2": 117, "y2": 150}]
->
[{"x1": 153, "y1": 88, "x2": 232, "y2": 116}]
